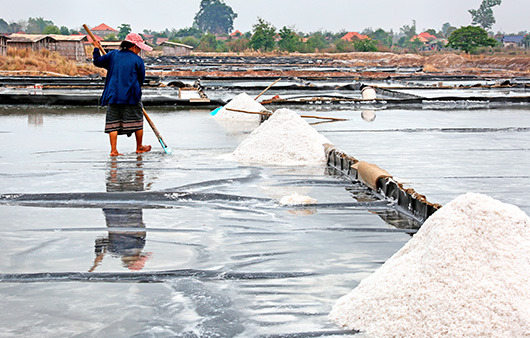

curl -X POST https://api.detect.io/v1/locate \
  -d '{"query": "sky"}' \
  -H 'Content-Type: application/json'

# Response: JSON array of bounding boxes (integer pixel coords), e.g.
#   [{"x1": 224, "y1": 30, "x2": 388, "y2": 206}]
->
[{"x1": 1, "y1": 0, "x2": 528, "y2": 35}]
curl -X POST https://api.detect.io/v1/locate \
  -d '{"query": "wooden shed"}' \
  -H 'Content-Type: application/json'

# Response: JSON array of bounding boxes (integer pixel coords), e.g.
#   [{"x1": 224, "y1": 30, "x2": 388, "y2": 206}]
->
[
  {"x1": 7, "y1": 34, "x2": 57, "y2": 52},
  {"x1": 0, "y1": 35, "x2": 8, "y2": 56},
  {"x1": 49, "y1": 34, "x2": 87, "y2": 61},
  {"x1": 7, "y1": 34, "x2": 87, "y2": 61},
  {"x1": 161, "y1": 41, "x2": 193, "y2": 56}
]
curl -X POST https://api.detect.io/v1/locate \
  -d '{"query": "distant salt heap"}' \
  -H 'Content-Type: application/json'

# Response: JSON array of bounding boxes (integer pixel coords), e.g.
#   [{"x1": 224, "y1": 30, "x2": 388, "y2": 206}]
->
[
  {"x1": 233, "y1": 108, "x2": 331, "y2": 165},
  {"x1": 279, "y1": 192, "x2": 317, "y2": 206},
  {"x1": 213, "y1": 92, "x2": 265, "y2": 123},
  {"x1": 330, "y1": 193, "x2": 530, "y2": 337}
]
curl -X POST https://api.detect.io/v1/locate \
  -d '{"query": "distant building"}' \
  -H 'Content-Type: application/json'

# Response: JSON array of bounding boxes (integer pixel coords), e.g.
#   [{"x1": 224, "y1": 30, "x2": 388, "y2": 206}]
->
[
  {"x1": 90, "y1": 23, "x2": 118, "y2": 38},
  {"x1": 410, "y1": 32, "x2": 443, "y2": 51},
  {"x1": 99, "y1": 41, "x2": 121, "y2": 52},
  {"x1": 49, "y1": 34, "x2": 87, "y2": 61},
  {"x1": 140, "y1": 33, "x2": 154, "y2": 45},
  {"x1": 230, "y1": 30, "x2": 243, "y2": 39},
  {"x1": 161, "y1": 41, "x2": 193, "y2": 56},
  {"x1": 155, "y1": 37, "x2": 169, "y2": 45},
  {"x1": 7, "y1": 33, "x2": 87, "y2": 61},
  {"x1": 7, "y1": 33, "x2": 57, "y2": 51},
  {"x1": 341, "y1": 32, "x2": 370, "y2": 42},
  {"x1": 0, "y1": 35, "x2": 8, "y2": 56},
  {"x1": 502, "y1": 35, "x2": 526, "y2": 48}
]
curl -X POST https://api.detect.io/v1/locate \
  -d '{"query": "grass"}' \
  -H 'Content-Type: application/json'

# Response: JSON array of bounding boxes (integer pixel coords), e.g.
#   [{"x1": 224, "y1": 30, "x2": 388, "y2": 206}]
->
[{"x1": 0, "y1": 48, "x2": 104, "y2": 76}]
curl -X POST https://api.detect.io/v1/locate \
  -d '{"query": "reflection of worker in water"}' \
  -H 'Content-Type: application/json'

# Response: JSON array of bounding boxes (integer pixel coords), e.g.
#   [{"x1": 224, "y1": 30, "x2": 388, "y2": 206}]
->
[{"x1": 89, "y1": 156, "x2": 151, "y2": 272}]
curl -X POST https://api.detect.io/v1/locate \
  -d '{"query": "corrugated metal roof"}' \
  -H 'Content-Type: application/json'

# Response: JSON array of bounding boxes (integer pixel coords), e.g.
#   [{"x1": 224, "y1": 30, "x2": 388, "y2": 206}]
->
[
  {"x1": 503, "y1": 35, "x2": 525, "y2": 43},
  {"x1": 49, "y1": 35, "x2": 87, "y2": 42},
  {"x1": 161, "y1": 41, "x2": 193, "y2": 49},
  {"x1": 7, "y1": 34, "x2": 57, "y2": 43}
]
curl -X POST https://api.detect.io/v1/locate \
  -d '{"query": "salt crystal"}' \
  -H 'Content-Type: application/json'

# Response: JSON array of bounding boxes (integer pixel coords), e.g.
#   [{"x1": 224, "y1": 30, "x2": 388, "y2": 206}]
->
[
  {"x1": 330, "y1": 193, "x2": 530, "y2": 337},
  {"x1": 233, "y1": 108, "x2": 331, "y2": 165}
]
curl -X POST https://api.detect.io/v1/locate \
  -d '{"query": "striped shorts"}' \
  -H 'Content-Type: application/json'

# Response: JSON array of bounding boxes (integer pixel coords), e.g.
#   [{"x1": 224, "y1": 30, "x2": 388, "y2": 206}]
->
[{"x1": 105, "y1": 103, "x2": 144, "y2": 136}]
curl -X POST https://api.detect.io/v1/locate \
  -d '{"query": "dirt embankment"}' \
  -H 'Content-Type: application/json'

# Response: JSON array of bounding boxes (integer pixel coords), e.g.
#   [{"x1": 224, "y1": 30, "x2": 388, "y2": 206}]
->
[
  {"x1": 0, "y1": 48, "x2": 104, "y2": 77},
  {"x1": 1, "y1": 48, "x2": 528, "y2": 78}
]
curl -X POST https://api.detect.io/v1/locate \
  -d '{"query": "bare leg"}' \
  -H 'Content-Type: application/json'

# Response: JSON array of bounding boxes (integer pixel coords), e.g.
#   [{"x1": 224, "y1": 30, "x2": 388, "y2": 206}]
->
[
  {"x1": 109, "y1": 131, "x2": 123, "y2": 156},
  {"x1": 135, "y1": 129, "x2": 151, "y2": 154}
]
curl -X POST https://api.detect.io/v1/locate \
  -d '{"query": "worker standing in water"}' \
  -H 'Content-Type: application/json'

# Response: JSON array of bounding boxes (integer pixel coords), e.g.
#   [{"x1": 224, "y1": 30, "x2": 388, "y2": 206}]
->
[{"x1": 93, "y1": 33, "x2": 153, "y2": 156}]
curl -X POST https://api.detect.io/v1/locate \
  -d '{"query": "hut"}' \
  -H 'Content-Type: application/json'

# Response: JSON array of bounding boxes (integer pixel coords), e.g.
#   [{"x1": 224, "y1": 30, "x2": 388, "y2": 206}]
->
[
  {"x1": 99, "y1": 41, "x2": 121, "y2": 52},
  {"x1": 0, "y1": 35, "x2": 8, "y2": 56},
  {"x1": 7, "y1": 34, "x2": 87, "y2": 61},
  {"x1": 161, "y1": 41, "x2": 193, "y2": 56},
  {"x1": 49, "y1": 35, "x2": 87, "y2": 61},
  {"x1": 7, "y1": 33, "x2": 57, "y2": 52}
]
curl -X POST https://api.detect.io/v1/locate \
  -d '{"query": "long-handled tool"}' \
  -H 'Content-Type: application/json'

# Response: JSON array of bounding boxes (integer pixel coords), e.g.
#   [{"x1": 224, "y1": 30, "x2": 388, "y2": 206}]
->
[
  {"x1": 84, "y1": 24, "x2": 172, "y2": 155},
  {"x1": 210, "y1": 78, "x2": 282, "y2": 117},
  {"x1": 225, "y1": 107, "x2": 347, "y2": 121}
]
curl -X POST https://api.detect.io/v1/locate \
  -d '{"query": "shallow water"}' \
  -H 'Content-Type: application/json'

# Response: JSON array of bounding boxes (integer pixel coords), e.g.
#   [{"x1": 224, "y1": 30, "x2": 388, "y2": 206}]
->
[{"x1": 0, "y1": 104, "x2": 528, "y2": 336}]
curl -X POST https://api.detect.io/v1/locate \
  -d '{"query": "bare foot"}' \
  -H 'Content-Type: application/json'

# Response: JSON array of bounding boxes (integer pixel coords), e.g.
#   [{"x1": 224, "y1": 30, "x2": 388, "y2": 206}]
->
[
  {"x1": 136, "y1": 145, "x2": 151, "y2": 154},
  {"x1": 110, "y1": 150, "x2": 123, "y2": 156}
]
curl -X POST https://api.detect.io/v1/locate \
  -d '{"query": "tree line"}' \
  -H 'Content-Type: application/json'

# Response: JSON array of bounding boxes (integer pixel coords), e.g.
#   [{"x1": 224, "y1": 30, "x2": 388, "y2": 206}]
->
[{"x1": 1, "y1": 0, "x2": 528, "y2": 54}]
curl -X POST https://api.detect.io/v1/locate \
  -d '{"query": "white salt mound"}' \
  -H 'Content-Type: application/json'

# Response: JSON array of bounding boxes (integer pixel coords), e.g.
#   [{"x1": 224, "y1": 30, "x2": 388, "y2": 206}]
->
[
  {"x1": 330, "y1": 193, "x2": 530, "y2": 337},
  {"x1": 279, "y1": 192, "x2": 317, "y2": 206},
  {"x1": 213, "y1": 92, "x2": 264, "y2": 123},
  {"x1": 233, "y1": 108, "x2": 331, "y2": 165}
]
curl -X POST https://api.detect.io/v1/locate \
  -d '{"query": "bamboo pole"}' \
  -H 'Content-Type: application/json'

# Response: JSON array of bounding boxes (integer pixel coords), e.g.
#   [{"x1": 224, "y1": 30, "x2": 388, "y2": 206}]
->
[
  {"x1": 254, "y1": 78, "x2": 281, "y2": 100},
  {"x1": 225, "y1": 108, "x2": 347, "y2": 121}
]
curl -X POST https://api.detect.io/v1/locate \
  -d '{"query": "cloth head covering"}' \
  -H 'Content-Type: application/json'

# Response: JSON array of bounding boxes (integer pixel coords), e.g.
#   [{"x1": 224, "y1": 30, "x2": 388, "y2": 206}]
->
[{"x1": 124, "y1": 33, "x2": 153, "y2": 51}]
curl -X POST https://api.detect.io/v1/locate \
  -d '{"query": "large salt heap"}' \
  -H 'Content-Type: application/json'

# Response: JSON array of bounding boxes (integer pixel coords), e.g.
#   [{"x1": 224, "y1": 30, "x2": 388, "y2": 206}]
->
[
  {"x1": 330, "y1": 193, "x2": 530, "y2": 337},
  {"x1": 213, "y1": 92, "x2": 265, "y2": 123},
  {"x1": 233, "y1": 108, "x2": 331, "y2": 165}
]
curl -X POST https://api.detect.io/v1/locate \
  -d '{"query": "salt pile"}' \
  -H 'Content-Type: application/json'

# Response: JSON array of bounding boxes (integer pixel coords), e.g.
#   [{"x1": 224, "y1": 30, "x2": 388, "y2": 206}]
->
[
  {"x1": 213, "y1": 92, "x2": 265, "y2": 123},
  {"x1": 233, "y1": 108, "x2": 331, "y2": 165},
  {"x1": 330, "y1": 193, "x2": 530, "y2": 337},
  {"x1": 279, "y1": 192, "x2": 317, "y2": 206}
]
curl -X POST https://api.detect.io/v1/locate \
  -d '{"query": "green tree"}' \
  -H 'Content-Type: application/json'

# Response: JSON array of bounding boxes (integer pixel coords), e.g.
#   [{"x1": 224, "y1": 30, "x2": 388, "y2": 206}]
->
[
  {"x1": 175, "y1": 27, "x2": 204, "y2": 39},
  {"x1": 27, "y1": 17, "x2": 53, "y2": 33},
  {"x1": 197, "y1": 33, "x2": 218, "y2": 51},
  {"x1": 409, "y1": 37, "x2": 424, "y2": 51},
  {"x1": 248, "y1": 18, "x2": 276, "y2": 52},
  {"x1": 448, "y1": 25, "x2": 497, "y2": 53},
  {"x1": 371, "y1": 28, "x2": 393, "y2": 47},
  {"x1": 305, "y1": 32, "x2": 327, "y2": 52},
  {"x1": 469, "y1": 0, "x2": 502, "y2": 30},
  {"x1": 400, "y1": 20, "x2": 417, "y2": 40},
  {"x1": 42, "y1": 25, "x2": 60, "y2": 34},
  {"x1": 226, "y1": 37, "x2": 249, "y2": 52},
  {"x1": 523, "y1": 35, "x2": 530, "y2": 49},
  {"x1": 441, "y1": 22, "x2": 458, "y2": 38},
  {"x1": 278, "y1": 26, "x2": 300, "y2": 52},
  {"x1": 59, "y1": 26, "x2": 70, "y2": 35},
  {"x1": 194, "y1": 0, "x2": 237, "y2": 35},
  {"x1": 353, "y1": 38, "x2": 378, "y2": 52},
  {"x1": 181, "y1": 36, "x2": 200, "y2": 48},
  {"x1": 117, "y1": 24, "x2": 132, "y2": 40}
]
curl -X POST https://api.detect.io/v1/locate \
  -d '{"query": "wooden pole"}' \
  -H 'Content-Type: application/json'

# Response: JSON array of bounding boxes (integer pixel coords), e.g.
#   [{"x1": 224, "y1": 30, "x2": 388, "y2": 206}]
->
[
  {"x1": 83, "y1": 24, "x2": 172, "y2": 154},
  {"x1": 225, "y1": 107, "x2": 347, "y2": 121},
  {"x1": 254, "y1": 78, "x2": 281, "y2": 100}
]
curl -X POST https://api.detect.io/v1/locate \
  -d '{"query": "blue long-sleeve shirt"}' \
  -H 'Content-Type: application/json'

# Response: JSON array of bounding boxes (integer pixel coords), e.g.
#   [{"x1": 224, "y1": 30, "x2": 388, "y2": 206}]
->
[{"x1": 93, "y1": 48, "x2": 146, "y2": 106}]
